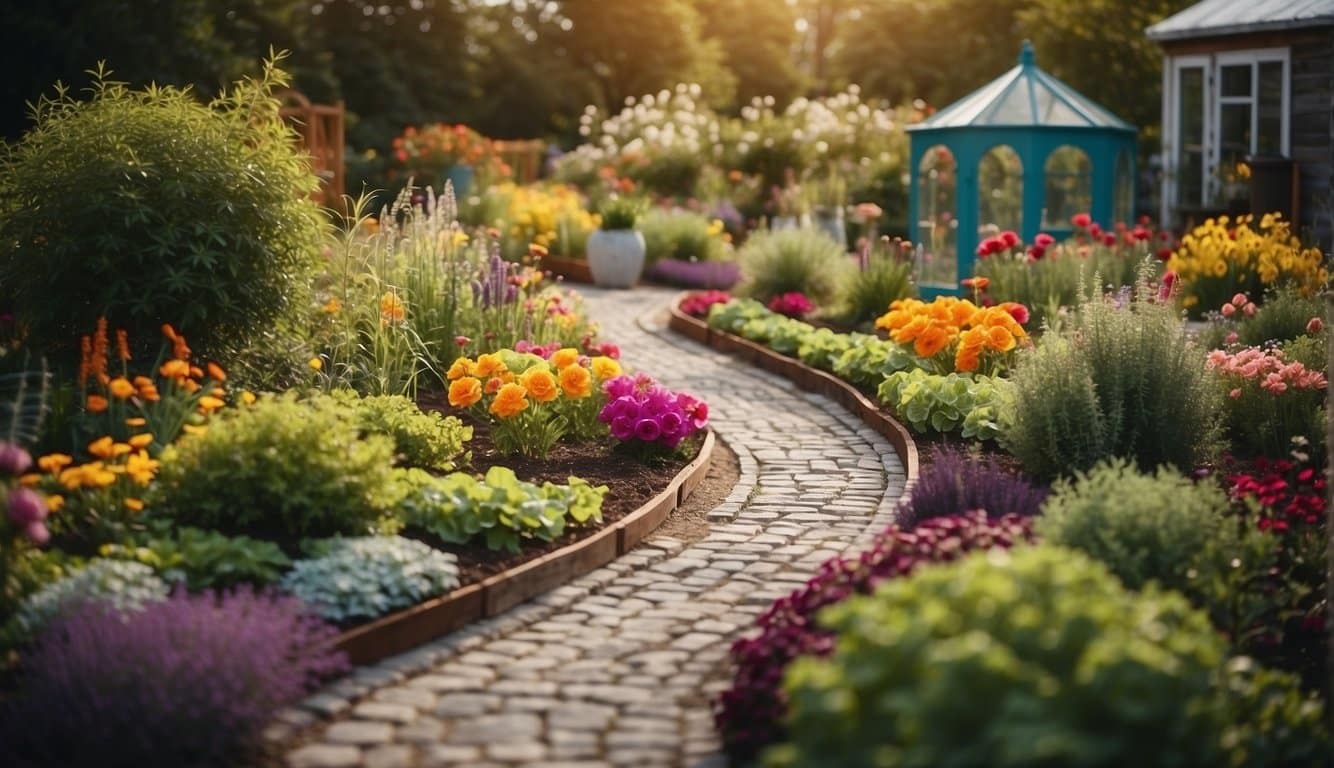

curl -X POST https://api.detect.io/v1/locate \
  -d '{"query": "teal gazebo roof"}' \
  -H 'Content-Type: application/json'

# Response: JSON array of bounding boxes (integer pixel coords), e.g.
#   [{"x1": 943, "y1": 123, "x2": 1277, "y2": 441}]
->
[
  {"x1": 906, "y1": 42, "x2": 1138, "y2": 297},
  {"x1": 913, "y1": 42, "x2": 1135, "y2": 131}
]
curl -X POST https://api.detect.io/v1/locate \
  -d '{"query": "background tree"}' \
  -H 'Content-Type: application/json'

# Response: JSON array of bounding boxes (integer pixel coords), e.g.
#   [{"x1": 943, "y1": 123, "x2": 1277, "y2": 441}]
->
[{"x1": 695, "y1": 0, "x2": 805, "y2": 108}]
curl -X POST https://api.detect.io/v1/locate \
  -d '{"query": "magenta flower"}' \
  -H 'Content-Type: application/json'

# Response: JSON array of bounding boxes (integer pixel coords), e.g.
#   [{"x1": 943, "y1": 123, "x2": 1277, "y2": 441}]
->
[
  {"x1": 8, "y1": 487, "x2": 47, "y2": 527},
  {"x1": 0, "y1": 442, "x2": 33, "y2": 476}
]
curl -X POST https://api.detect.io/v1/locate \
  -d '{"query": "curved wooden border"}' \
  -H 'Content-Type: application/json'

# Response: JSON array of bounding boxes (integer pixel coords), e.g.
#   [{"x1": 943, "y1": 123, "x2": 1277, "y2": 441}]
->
[
  {"x1": 543, "y1": 255, "x2": 594, "y2": 284},
  {"x1": 668, "y1": 294, "x2": 919, "y2": 487},
  {"x1": 333, "y1": 430, "x2": 716, "y2": 665}
]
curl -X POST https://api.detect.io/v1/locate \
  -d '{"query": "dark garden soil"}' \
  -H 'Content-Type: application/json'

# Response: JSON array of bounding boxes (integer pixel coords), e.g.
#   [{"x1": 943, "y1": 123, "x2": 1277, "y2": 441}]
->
[
  {"x1": 656, "y1": 437, "x2": 740, "y2": 544},
  {"x1": 414, "y1": 394, "x2": 706, "y2": 588}
]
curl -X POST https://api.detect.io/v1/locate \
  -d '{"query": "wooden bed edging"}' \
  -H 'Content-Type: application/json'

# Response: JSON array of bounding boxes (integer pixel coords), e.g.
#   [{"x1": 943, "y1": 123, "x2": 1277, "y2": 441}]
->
[
  {"x1": 332, "y1": 430, "x2": 716, "y2": 666},
  {"x1": 667, "y1": 294, "x2": 919, "y2": 486}
]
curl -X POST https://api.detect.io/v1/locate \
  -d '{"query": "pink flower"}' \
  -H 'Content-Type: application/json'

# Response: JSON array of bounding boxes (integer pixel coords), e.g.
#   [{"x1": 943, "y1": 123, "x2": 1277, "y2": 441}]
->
[
  {"x1": 1034, "y1": 233, "x2": 1055, "y2": 248},
  {"x1": 7, "y1": 487, "x2": 47, "y2": 527},
  {"x1": 1000, "y1": 230, "x2": 1020, "y2": 248},
  {"x1": 1102, "y1": 234, "x2": 1117, "y2": 247},
  {"x1": 24, "y1": 521, "x2": 49, "y2": 546},
  {"x1": 1307, "y1": 317, "x2": 1323, "y2": 334},
  {"x1": 0, "y1": 442, "x2": 32, "y2": 476},
  {"x1": 1225, "y1": 331, "x2": 1239, "y2": 344},
  {"x1": 1231, "y1": 293, "x2": 1248, "y2": 307},
  {"x1": 1243, "y1": 302, "x2": 1256, "y2": 317},
  {"x1": 1221, "y1": 303, "x2": 1236, "y2": 317},
  {"x1": 1228, "y1": 388, "x2": 1242, "y2": 399},
  {"x1": 1070, "y1": 213, "x2": 1092, "y2": 229}
]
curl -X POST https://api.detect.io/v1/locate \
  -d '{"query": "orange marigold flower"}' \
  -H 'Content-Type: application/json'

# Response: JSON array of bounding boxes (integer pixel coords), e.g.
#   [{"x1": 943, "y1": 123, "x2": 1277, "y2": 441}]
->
[
  {"x1": 128, "y1": 433, "x2": 154, "y2": 449},
  {"x1": 447, "y1": 357, "x2": 475, "y2": 381},
  {"x1": 38, "y1": 454, "x2": 73, "y2": 473},
  {"x1": 124, "y1": 498, "x2": 145, "y2": 512},
  {"x1": 913, "y1": 326, "x2": 951, "y2": 358},
  {"x1": 474, "y1": 353, "x2": 507, "y2": 378},
  {"x1": 115, "y1": 329, "x2": 131, "y2": 362},
  {"x1": 160, "y1": 359, "x2": 190, "y2": 379},
  {"x1": 558, "y1": 364, "x2": 592, "y2": 398},
  {"x1": 489, "y1": 383, "x2": 529, "y2": 418},
  {"x1": 955, "y1": 347, "x2": 981, "y2": 373},
  {"x1": 197, "y1": 396, "x2": 226, "y2": 413},
  {"x1": 520, "y1": 367, "x2": 560, "y2": 403},
  {"x1": 139, "y1": 386, "x2": 161, "y2": 403},
  {"x1": 87, "y1": 436, "x2": 116, "y2": 459},
  {"x1": 448, "y1": 377, "x2": 483, "y2": 408},
  {"x1": 986, "y1": 325, "x2": 1018, "y2": 353},
  {"x1": 46, "y1": 494, "x2": 64, "y2": 512},
  {"x1": 182, "y1": 379, "x2": 200, "y2": 394},
  {"x1": 379, "y1": 291, "x2": 407, "y2": 324},
  {"x1": 189, "y1": 365, "x2": 204, "y2": 379},
  {"x1": 549, "y1": 348, "x2": 580, "y2": 369},
  {"x1": 161, "y1": 324, "x2": 179, "y2": 341},
  {"x1": 125, "y1": 417, "x2": 147, "y2": 427},
  {"x1": 206, "y1": 362, "x2": 227, "y2": 382},
  {"x1": 108, "y1": 377, "x2": 135, "y2": 400},
  {"x1": 86, "y1": 394, "x2": 109, "y2": 414}
]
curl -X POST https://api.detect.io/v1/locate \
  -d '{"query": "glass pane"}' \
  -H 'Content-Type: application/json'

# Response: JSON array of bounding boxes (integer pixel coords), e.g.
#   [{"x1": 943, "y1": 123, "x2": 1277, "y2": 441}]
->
[
  {"x1": 917, "y1": 145, "x2": 957, "y2": 287},
  {"x1": 1257, "y1": 61, "x2": 1283, "y2": 155},
  {"x1": 1221, "y1": 64, "x2": 1252, "y2": 98},
  {"x1": 1178, "y1": 66, "x2": 1205, "y2": 206},
  {"x1": 1043, "y1": 145, "x2": 1092, "y2": 228},
  {"x1": 1219, "y1": 102, "x2": 1252, "y2": 200},
  {"x1": 1114, "y1": 150, "x2": 1134, "y2": 225},
  {"x1": 986, "y1": 84, "x2": 1033, "y2": 124},
  {"x1": 978, "y1": 145, "x2": 1023, "y2": 236}
]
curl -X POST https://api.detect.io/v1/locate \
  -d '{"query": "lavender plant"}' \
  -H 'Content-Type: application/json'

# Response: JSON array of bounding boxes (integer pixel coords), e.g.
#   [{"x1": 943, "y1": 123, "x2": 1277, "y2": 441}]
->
[
  {"x1": 897, "y1": 444, "x2": 1048, "y2": 528},
  {"x1": 2, "y1": 588, "x2": 346, "y2": 767}
]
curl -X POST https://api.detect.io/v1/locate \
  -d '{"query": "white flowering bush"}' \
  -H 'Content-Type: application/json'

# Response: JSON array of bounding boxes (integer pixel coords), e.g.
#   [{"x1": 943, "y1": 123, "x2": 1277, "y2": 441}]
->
[
  {"x1": 281, "y1": 536, "x2": 460, "y2": 622},
  {"x1": 12, "y1": 560, "x2": 169, "y2": 637}
]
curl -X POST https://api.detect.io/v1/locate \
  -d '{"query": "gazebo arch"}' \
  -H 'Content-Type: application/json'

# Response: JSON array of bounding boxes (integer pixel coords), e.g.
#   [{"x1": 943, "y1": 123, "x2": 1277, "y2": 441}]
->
[{"x1": 907, "y1": 41, "x2": 1139, "y2": 296}]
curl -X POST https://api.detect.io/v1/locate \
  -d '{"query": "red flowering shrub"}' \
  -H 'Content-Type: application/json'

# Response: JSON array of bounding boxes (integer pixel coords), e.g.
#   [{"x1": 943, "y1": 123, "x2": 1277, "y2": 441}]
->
[
  {"x1": 767, "y1": 291, "x2": 814, "y2": 319},
  {"x1": 713, "y1": 512, "x2": 1036, "y2": 760}
]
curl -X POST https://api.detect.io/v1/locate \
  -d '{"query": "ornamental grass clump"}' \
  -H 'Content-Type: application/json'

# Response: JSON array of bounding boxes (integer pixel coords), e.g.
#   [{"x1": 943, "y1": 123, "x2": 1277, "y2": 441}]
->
[
  {"x1": 0, "y1": 58, "x2": 325, "y2": 364},
  {"x1": 1002, "y1": 274, "x2": 1224, "y2": 480},
  {"x1": 716, "y1": 512, "x2": 1035, "y2": 762},
  {"x1": 737, "y1": 228, "x2": 851, "y2": 306},
  {"x1": 770, "y1": 546, "x2": 1235, "y2": 768},
  {"x1": 2, "y1": 588, "x2": 346, "y2": 768},
  {"x1": 897, "y1": 444, "x2": 1048, "y2": 528},
  {"x1": 833, "y1": 248, "x2": 915, "y2": 328}
]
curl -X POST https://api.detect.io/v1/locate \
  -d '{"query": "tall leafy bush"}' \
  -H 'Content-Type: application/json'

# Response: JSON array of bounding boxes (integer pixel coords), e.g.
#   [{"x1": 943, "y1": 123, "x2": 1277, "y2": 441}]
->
[{"x1": 0, "y1": 58, "x2": 326, "y2": 362}]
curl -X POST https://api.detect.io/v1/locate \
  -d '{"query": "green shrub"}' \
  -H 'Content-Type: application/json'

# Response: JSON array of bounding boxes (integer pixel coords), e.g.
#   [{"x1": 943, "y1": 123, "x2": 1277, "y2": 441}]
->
[
  {"x1": 640, "y1": 208, "x2": 728, "y2": 264},
  {"x1": 1003, "y1": 284, "x2": 1224, "y2": 479},
  {"x1": 738, "y1": 229, "x2": 851, "y2": 306},
  {"x1": 98, "y1": 527, "x2": 291, "y2": 592},
  {"x1": 395, "y1": 466, "x2": 607, "y2": 553},
  {"x1": 1036, "y1": 459, "x2": 1231, "y2": 593},
  {"x1": 281, "y1": 536, "x2": 459, "y2": 622},
  {"x1": 152, "y1": 394, "x2": 397, "y2": 542},
  {"x1": 834, "y1": 254, "x2": 915, "y2": 327},
  {"x1": 1220, "y1": 658, "x2": 1330, "y2": 767},
  {"x1": 0, "y1": 59, "x2": 325, "y2": 362},
  {"x1": 771, "y1": 546, "x2": 1231, "y2": 768},
  {"x1": 598, "y1": 196, "x2": 646, "y2": 230},
  {"x1": 977, "y1": 250, "x2": 1148, "y2": 332},
  {"x1": 326, "y1": 391, "x2": 471, "y2": 471},
  {"x1": 1238, "y1": 288, "x2": 1323, "y2": 347}
]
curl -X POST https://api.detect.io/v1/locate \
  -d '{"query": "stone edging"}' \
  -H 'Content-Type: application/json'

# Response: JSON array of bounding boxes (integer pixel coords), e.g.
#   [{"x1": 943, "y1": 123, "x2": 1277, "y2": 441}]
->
[
  {"x1": 332, "y1": 430, "x2": 716, "y2": 665},
  {"x1": 666, "y1": 294, "x2": 919, "y2": 491}
]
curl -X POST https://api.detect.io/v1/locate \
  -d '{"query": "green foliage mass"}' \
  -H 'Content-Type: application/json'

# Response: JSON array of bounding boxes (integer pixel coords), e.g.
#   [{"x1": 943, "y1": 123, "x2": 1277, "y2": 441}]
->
[
  {"x1": 98, "y1": 527, "x2": 292, "y2": 592},
  {"x1": 0, "y1": 59, "x2": 325, "y2": 363},
  {"x1": 1036, "y1": 459, "x2": 1232, "y2": 593},
  {"x1": 1003, "y1": 285, "x2": 1223, "y2": 479},
  {"x1": 878, "y1": 369, "x2": 1009, "y2": 441},
  {"x1": 153, "y1": 393, "x2": 397, "y2": 542},
  {"x1": 771, "y1": 546, "x2": 1232, "y2": 768},
  {"x1": 281, "y1": 536, "x2": 459, "y2": 623},
  {"x1": 834, "y1": 256, "x2": 916, "y2": 328},
  {"x1": 395, "y1": 466, "x2": 608, "y2": 554},
  {"x1": 640, "y1": 209, "x2": 729, "y2": 265},
  {"x1": 738, "y1": 229, "x2": 851, "y2": 307},
  {"x1": 325, "y1": 391, "x2": 472, "y2": 472}
]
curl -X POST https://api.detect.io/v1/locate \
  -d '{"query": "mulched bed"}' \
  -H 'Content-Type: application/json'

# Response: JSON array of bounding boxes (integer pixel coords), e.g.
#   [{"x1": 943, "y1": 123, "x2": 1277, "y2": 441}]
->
[{"x1": 415, "y1": 392, "x2": 697, "y2": 587}]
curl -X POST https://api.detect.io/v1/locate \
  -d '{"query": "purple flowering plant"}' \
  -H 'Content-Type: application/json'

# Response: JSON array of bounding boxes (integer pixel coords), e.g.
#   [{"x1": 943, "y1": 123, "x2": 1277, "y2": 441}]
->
[
  {"x1": 598, "y1": 373, "x2": 708, "y2": 454},
  {"x1": 2, "y1": 587, "x2": 347, "y2": 767}
]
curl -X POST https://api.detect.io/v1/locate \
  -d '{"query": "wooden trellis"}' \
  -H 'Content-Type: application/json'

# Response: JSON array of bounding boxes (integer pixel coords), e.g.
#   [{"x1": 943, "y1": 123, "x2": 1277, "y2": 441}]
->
[
  {"x1": 493, "y1": 139, "x2": 546, "y2": 184},
  {"x1": 279, "y1": 90, "x2": 346, "y2": 213}
]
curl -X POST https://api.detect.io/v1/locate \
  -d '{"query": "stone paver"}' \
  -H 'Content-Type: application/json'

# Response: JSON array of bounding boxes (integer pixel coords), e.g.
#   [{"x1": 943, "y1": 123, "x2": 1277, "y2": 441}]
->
[{"x1": 283, "y1": 287, "x2": 907, "y2": 767}]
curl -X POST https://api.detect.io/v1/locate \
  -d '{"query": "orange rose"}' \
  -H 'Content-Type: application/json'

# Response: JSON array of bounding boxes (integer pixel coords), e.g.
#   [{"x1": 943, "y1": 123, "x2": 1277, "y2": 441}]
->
[
  {"x1": 520, "y1": 367, "x2": 560, "y2": 403},
  {"x1": 448, "y1": 376, "x2": 483, "y2": 407},
  {"x1": 474, "y1": 353, "x2": 507, "y2": 378},
  {"x1": 447, "y1": 357, "x2": 475, "y2": 381},
  {"x1": 549, "y1": 348, "x2": 580, "y2": 369},
  {"x1": 558, "y1": 364, "x2": 592, "y2": 398},
  {"x1": 489, "y1": 383, "x2": 529, "y2": 418}
]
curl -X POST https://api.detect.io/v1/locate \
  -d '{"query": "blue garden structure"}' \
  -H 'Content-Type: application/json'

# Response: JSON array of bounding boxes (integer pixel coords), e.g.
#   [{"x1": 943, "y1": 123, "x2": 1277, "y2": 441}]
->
[{"x1": 907, "y1": 41, "x2": 1139, "y2": 297}]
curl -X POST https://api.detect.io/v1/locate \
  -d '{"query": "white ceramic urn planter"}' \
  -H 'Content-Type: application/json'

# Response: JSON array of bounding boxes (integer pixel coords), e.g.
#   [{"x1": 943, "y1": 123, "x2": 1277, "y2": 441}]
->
[{"x1": 586, "y1": 229, "x2": 646, "y2": 289}]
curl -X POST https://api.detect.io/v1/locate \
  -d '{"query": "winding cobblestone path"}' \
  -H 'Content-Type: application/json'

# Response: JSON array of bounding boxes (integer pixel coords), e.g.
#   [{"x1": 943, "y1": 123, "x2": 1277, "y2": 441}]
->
[{"x1": 281, "y1": 287, "x2": 908, "y2": 768}]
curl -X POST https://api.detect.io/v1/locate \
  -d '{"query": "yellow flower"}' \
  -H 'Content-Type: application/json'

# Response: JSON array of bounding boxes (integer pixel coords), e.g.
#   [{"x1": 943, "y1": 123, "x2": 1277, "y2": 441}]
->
[
  {"x1": 550, "y1": 348, "x2": 580, "y2": 369},
  {"x1": 108, "y1": 377, "x2": 135, "y2": 400},
  {"x1": 448, "y1": 377, "x2": 483, "y2": 408},
  {"x1": 88, "y1": 436, "x2": 116, "y2": 459},
  {"x1": 241, "y1": 390, "x2": 257, "y2": 405},
  {"x1": 125, "y1": 451, "x2": 160, "y2": 485},
  {"x1": 322, "y1": 297, "x2": 343, "y2": 314},
  {"x1": 520, "y1": 367, "x2": 560, "y2": 403},
  {"x1": 591, "y1": 356, "x2": 622, "y2": 381},
  {"x1": 160, "y1": 359, "x2": 190, "y2": 379},
  {"x1": 379, "y1": 291, "x2": 407, "y2": 324},
  {"x1": 124, "y1": 498, "x2": 145, "y2": 512},
  {"x1": 38, "y1": 453, "x2": 73, "y2": 474},
  {"x1": 308, "y1": 357, "x2": 323, "y2": 371},
  {"x1": 182, "y1": 424, "x2": 208, "y2": 437},
  {"x1": 447, "y1": 357, "x2": 475, "y2": 381},
  {"x1": 125, "y1": 417, "x2": 147, "y2": 427},
  {"x1": 558, "y1": 364, "x2": 592, "y2": 398},
  {"x1": 46, "y1": 494, "x2": 64, "y2": 512},
  {"x1": 197, "y1": 396, "x2": 226, "y2": 413},
  {"x1": 453, "y1": 230, "x2": 470, "y2": 247},
  {"x1": 489, "y1": 383, "x2": 529, "y2": 418},
  {"x1": 128, "y1": 433, "x2": 154, "y2": 449}
]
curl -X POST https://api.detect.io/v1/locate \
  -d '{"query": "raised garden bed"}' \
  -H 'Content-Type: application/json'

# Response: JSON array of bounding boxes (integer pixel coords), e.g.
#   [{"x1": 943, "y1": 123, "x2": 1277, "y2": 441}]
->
[{"x1": 332, "y1": 429, "x2": 715, "y2": 665}]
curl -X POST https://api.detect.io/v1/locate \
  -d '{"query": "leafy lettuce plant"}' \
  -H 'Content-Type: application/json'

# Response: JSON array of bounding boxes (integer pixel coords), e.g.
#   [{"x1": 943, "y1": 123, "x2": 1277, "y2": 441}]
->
[
  {"x1": 396, "y1": 467, "x2": 607, "y2": 553},
  {"x1": 98, "y1": 527, "x2": 292, "y2": 592},
  {"x1": 281, "y1": 536, "x2": 459, "y2": 622},
  {"x1": 877, "y1": 369, "x2": 1010, "y2": 440}
]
